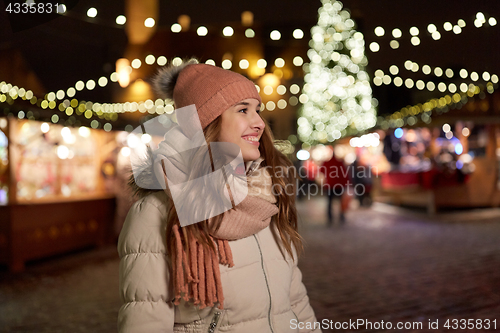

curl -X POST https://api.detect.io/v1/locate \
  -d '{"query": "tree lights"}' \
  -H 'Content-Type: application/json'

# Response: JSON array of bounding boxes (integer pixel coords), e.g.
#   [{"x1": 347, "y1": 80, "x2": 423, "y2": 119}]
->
[{"x1": 298, "y1": 0, "x2": 377, "y2": 144}]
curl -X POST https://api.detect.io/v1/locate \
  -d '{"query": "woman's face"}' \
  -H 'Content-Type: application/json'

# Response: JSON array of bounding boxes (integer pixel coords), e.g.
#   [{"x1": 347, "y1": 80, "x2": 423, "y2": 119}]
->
[{"x1": 219, "y1": 98, "x2": 265, "y2": 162}]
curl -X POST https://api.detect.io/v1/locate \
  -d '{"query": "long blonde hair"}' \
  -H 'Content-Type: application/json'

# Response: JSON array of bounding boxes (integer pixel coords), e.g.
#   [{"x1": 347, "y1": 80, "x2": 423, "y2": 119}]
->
[{"x1": 164, "y1": 115, "x2": 303, "y2": 264}]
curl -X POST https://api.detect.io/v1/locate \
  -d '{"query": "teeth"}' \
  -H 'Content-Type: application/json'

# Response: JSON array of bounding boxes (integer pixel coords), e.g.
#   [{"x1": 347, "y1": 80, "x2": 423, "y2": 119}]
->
[{"x1": 243, "y1": 136, "x2": 258, "y2": 142}]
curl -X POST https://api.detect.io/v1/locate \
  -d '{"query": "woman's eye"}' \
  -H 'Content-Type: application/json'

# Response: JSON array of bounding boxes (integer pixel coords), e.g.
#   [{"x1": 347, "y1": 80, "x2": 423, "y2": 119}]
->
[
  {"x1": 256, "y1": 109, "x2": 261, "y2": 114},
  {"x1": 238, "y1": 108, "x2": 247, "y2": 113}
]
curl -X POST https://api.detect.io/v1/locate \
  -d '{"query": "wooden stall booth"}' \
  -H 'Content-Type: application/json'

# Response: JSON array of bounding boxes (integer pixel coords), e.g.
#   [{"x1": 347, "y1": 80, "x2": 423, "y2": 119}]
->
[
  {"x1": 375, "y1": 90, "x2": 500, "y2": 214},
  {"x1": 0, "y1": 117, "x2": 117, "y2": 272}
]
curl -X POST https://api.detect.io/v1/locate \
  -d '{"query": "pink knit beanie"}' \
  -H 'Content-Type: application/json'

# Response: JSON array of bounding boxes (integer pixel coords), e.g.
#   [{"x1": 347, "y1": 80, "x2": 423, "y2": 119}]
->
[{"x1": 154, "y1": 59, "x2": 262, "y2": 129}]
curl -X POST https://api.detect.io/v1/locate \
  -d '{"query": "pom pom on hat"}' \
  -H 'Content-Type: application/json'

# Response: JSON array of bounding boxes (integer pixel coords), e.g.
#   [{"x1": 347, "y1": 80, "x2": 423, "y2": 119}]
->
[
  {"x1": 153, "y1": 59, "x2": 199, "y2": 100},
  {"x1": 153, "y1": 58, "x2": 261, "y2": 129}
]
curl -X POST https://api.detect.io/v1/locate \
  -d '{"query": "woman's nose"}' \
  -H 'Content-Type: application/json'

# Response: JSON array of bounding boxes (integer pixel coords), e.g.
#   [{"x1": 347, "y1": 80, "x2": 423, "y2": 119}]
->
[{"x1": 251, "y1": 110, "x2": 265, "y2": 130}]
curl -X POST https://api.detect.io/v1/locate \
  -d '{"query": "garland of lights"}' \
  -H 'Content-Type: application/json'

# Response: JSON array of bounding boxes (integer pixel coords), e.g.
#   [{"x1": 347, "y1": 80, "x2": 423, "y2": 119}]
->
[
  {"x1": 2, "y1": 71, "x2": 497, "y2": 134},
  {"x1": 46, "y1": 54, "x2": 305, "y2": 101},
  {"x1": 398, "y1": 60, "x2": 499, "y2": 82},
  {"x1": 4, "y1": 3, "x2": 312, "y2": 121},
  {"x1": 298, "y1": 0, "x2": 377, "y2": 145},
  {"x1": 368, "y1": 12, "x2": 497, "y2": 52},
  {"x1": 2, "y1": 6, "x2": 497, "y2": 136},
  {"x1": 36, "y1": 4, "x2": 497, "y2": 48},
  {"x1": 372, "y1": 59, "x2": 499, "y2": 95},
  {"x1": 0, "y1": 82, "x2": 118, "y2": 130},
  {"x1": 0, "y1": 75, "x2": 306, "y2": 129},
  {"x1": 374, "y1": 74, "x2": 498, "y2": 95},
  {"x1": 0, "y1": 41, "x2": 311, "y2": 127},
  {"x1": 0, "y1": 50, "x2": 306, "y2": 115},
  {"x1": 378, "y1": 81, "x2": 497, "y2": 130},
  {"x1": 0, "y1": 77, "x2": 304, "y2": 114},
  {"x1": 39, "y1": 5, "x2": 306, "y2": 42}
]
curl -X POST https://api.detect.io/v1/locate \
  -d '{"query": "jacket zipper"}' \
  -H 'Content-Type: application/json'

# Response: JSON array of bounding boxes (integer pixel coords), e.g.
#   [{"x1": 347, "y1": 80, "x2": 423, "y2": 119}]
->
[
  {"x1": 207, "y1": 310, "x2": 221, "y2": 333},
  {"x1": 254, "y1": 234, "x2": 274, "y2": 333}
]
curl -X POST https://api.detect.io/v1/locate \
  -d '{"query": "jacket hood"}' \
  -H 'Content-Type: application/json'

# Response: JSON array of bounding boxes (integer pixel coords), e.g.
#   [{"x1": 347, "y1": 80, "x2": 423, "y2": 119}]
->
[
  {"x1": 127, "y1": 146, "x2": 265, "y2": 200},
  {"x1": 127, "y1": 146, "x2": 163, "y2": 199}
]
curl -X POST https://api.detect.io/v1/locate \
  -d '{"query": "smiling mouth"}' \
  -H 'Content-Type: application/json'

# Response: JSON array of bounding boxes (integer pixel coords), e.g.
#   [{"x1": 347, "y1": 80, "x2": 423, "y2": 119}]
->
[
  {"x1": 242, "y1": 136, "x2": 259, "y2": 142},
  {"x1": 242, "y1": 136, "x2": 260, "y2": 146}
]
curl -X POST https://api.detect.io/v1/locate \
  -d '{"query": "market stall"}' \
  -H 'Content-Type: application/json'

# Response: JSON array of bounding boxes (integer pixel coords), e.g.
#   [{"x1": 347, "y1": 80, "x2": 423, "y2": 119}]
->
[
  {"x1": 0, "y1": 117, "x2": 117, "y2": 272},
  {"x1": 300, "y1": 119, "x2": 500, "y2": 214},
  {"x1": 376, "y1": 123, "x2": 500, "y2": 213}
]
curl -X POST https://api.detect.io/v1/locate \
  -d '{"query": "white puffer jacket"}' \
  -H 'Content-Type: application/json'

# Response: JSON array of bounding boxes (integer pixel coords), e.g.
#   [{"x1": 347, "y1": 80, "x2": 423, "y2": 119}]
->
[{"x1": 118, "y1": 191, "x2": 321, "y2": 333}]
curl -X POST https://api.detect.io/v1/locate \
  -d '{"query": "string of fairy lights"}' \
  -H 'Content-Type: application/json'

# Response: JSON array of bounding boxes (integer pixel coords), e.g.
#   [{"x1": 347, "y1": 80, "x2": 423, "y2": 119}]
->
[
  {"x1": 0, "y1": 78, "x2": 304, "y2": 118},
  {"x1": 0, "y1": 82, "x2": 117, "y2": 131},
  {"x1": 367, "y1": 10, "x2": 500, "y2": 131},
  {"x1": 2, "y1": 3, "x2": 312, "y2": 129},
  {"x1": 1, "y1": 58, "x2": 498, "y2": 134},
  {"x1": 45, "y1": 54, "x2": 306, "y2": 101},
  {"x1": 367, "y1": 10, "x2": 500, "y2": 129},
  {"x1": 370, "y1": 56, "x2": 500, "y2": 130},
  {"x1": 65, "y1": 4, "x2": 496, "y2": 48},
  {"x1": 368, "y1": 12, "x2": 497, "y2": 52},
  {"x1": 20, "y1": 3, "x2": 308, "y2": 42},
  {"x1": 373, "y1": 60, "x2": 498, "y2": 87},
  {"x1": 0, "y1": 39, "x2": 312, "y2": 132},
  {"x1": 0, "y1": 55, "x2": 308, "y2": 132},
  {"x1": 373, "y1": 60, "x2": 499, "y2": 93},
  {"x1": 1, "y1": 3, "x2": 498, "y2": 138},
  {"x1": 377, "y1": 80, "x2": 497, "y2": 130}
]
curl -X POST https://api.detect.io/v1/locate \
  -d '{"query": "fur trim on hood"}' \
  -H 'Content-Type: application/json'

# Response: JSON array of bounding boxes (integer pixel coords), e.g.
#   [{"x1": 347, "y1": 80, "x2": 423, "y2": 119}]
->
[{"x1": 127, "y1": 147, "x2": 162, "y2": 199}]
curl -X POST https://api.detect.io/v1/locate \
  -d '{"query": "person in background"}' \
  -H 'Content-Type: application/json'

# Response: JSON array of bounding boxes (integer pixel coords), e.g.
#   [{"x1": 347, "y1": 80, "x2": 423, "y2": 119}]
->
[
  {"x1": 352, "y1": 157, "x2": 372, "y2": 207},
  {"x1": 320, "y1": 151, "x2": 349, "y2": 226}
]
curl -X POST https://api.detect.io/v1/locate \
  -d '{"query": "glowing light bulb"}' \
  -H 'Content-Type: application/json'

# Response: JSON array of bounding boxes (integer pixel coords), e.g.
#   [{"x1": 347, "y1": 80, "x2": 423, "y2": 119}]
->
[
  {"x1": 369, "y1": 42, "x2": 380, "y2": 52},
  {"x1": 374, "y1": 26, "x2": 385, "y2": 36},
  {"x1": 293, "y1": 29, "x2": 304, "y2": 39},
  {"x1": 144, "y1": 18, "x2": 155, "y2": 28},
  {"x1": 197, "y1": 26, "x2": 208, "y2": 36},
  {"x1": 432, "y1": 31, "x2": 441, "y2": 40},
  {"x1": 171, "y1": 23, "x2": 181, "y2": 33},
  {"x1": 293, "y1": 56, "x2": 303, "y2": 66},
  {"x1": 145, "y1": 55, "x2": 155, "y2": 65},
  {"x1": 245, "y1": 29, "x2": 255, "y2": 38},
  {"x1": 223, "y1": 26, "x2": 234, "y2": 37},
  {"x1": 157, "y1": 56, "x2": 167, "y2": 66},
  {"x1": 131, "y1": 59, "x2": 141, "y2": 69},
  {"x1": 221, "y1": 59, "x2": 232, "y2": 69},
  {"x1": 275, "y1": 58, "x2": 285, "y2": 68},
  {"x1": 239, "y1": 59, "x2": 249, "y2": 69},
  {"x1": 270, "y1": 30, "x2": 281, "y2": 40},
  {"x1": 115, "y1": 15, "x2": 126, "y2": 25},
  {"x1": 392, "y1": 28, "x2": 402, "y2": 38},
  {"x1": 87, "y1": 7, "x2": 97, "y2": 18}
]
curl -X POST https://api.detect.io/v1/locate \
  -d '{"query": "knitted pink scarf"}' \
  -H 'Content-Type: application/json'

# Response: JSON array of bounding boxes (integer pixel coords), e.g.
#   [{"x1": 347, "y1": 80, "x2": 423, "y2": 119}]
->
[{"x1": 169, "y1": 165, "x2": 278, "y2": 310}]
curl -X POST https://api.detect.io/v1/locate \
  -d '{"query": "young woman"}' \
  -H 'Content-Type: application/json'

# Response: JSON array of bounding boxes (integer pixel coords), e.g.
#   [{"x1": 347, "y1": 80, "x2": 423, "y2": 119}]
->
[{"x1": 118, "y1": 59, "x2": 321, "y2": 332}]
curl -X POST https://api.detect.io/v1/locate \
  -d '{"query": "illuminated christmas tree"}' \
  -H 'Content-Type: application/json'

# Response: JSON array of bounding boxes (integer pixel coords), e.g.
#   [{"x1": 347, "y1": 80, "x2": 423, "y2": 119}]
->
[{"x1": 298, "y1": 0, "x2": 377, "y2": 144}]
